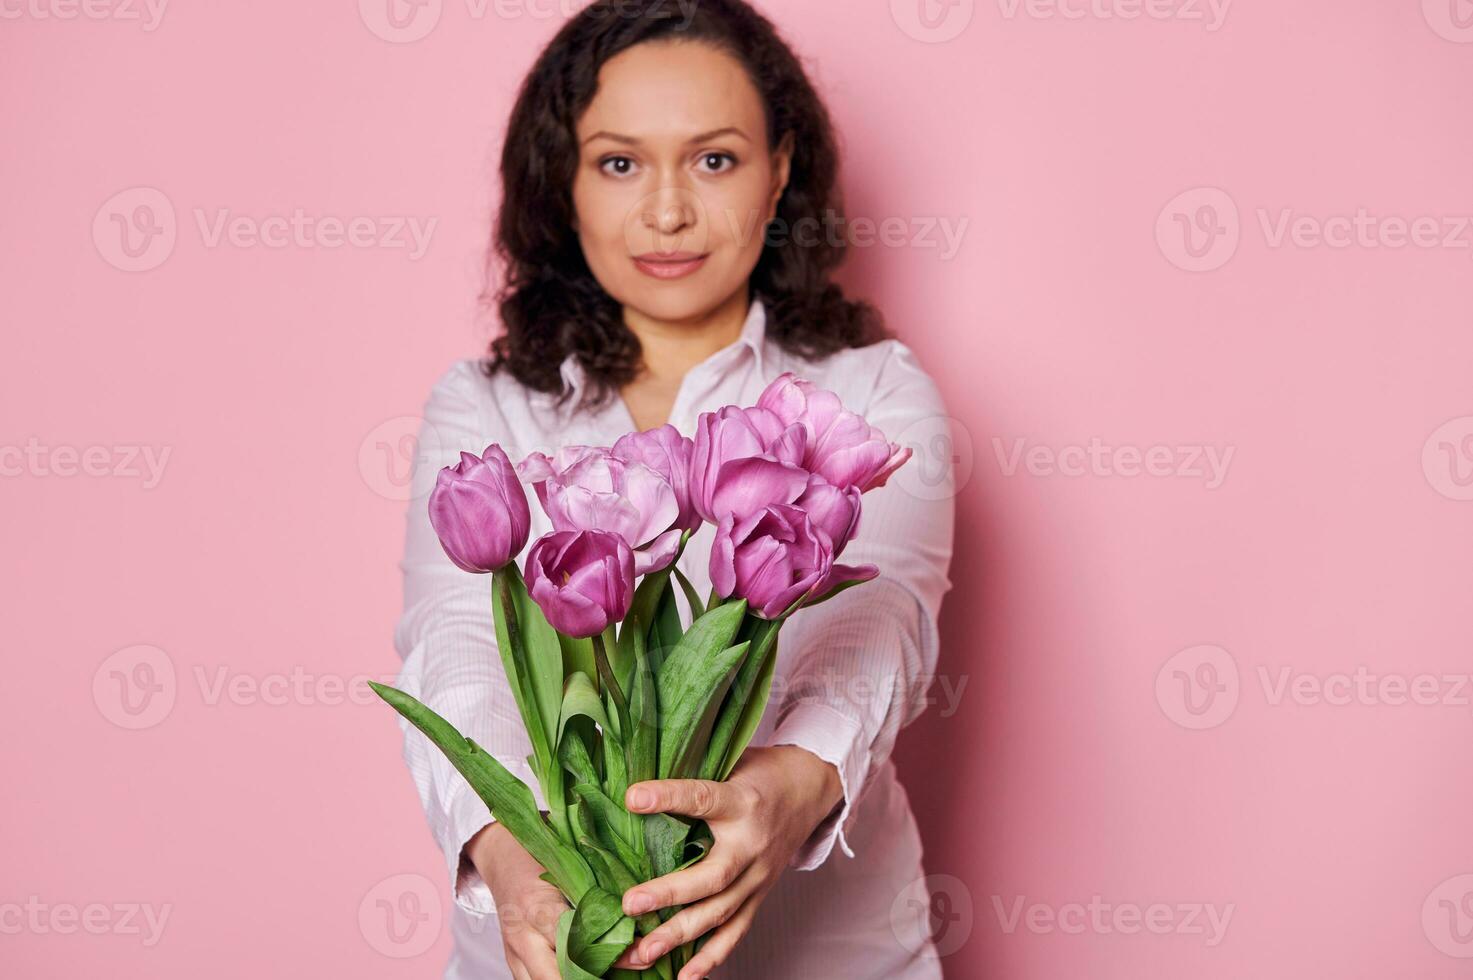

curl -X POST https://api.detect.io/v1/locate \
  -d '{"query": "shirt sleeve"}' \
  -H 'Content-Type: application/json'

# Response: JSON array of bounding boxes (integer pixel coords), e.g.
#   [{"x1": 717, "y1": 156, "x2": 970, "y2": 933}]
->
[
  {"x1": 389, "y1": 360, "x2": 546, "y2": 918},
  {"x1": 767, "y1": 341, "x2": 958, "y2": 871}
]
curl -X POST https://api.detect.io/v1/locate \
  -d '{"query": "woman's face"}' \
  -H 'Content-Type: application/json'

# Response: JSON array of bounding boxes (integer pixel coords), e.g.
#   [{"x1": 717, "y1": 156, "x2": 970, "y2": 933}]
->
[{"x1": 572, "y1": 40, "x2": 792, "y2": 324}]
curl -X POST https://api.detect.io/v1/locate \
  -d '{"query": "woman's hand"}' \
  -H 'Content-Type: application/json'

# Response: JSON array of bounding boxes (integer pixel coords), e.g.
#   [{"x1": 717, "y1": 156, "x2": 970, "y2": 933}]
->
[
  {"x1": 611, "y1": 745, "x2": 844, "y2": 979},
  {"x1": 468, "y1": 821, "x2": 569, "y2": 980}
]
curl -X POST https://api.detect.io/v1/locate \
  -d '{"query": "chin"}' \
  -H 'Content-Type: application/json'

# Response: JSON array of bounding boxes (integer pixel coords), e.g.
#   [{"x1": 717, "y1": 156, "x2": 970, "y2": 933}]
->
[{"x1": 622, "y1": 279, "x2": 731, "y2": 324}]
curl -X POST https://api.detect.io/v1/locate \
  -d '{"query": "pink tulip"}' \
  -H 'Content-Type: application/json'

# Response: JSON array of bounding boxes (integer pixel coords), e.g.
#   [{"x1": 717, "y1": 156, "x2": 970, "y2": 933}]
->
[
  {"x1": 709, "y1": 504, "x2": 878, "y2": 620},
  {"x1": 756, "y1": 372, "x2": 912, "y2": 493},
  {"x1": 428, "y1": 444, "x2": 531, "y2": 574},
  {"x1": 690, "y1": 405, "x2": 811, "y2": 526},
  {"x1": 516, "y1": 443, "x2": 687, "y2": 576},
  {"x1": 792, "y1": 473, "x2": 865, "y2": 557},
  {"x1": 611, "y1": 424, "x2": 700, "y2": 534},
  {"x1": 524, "y1": 529, "x2": 634, "y2": 638}
]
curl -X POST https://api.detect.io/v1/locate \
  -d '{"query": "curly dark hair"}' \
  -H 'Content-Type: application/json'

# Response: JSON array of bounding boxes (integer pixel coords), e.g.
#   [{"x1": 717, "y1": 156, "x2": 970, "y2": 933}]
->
[{"x1": 479, "y1": 0, "x2": 892, "y2": 417}]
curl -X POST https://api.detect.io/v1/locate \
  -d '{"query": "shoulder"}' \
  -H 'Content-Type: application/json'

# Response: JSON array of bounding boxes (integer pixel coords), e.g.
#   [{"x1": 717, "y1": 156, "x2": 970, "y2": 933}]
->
[
  {"x1": 779, "y1": 337, "x2": 946, "y2": 420},
  {"x1": 421, "y1": 358, "x2": 561, "y2": 455}
]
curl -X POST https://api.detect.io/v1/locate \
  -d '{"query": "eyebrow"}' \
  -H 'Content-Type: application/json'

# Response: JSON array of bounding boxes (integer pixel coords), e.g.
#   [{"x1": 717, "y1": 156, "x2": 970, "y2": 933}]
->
[{"x1": 581, "y1": 126, "x2": 751, "y2": 147}]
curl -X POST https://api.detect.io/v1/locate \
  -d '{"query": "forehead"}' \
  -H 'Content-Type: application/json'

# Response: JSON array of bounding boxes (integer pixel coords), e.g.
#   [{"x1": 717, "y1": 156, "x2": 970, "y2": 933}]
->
[{"x1": 576, "y1": 40, "x2": 764, "y2": 142}]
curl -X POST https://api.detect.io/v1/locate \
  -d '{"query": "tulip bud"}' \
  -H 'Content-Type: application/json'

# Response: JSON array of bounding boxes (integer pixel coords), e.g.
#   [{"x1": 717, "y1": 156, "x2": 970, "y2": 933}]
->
[
  {"x1": 524, "y1": 529, "x2": 635, "y2": 638},
  {"x1": 427, "y1": 444, "x2": 531, "y2": 573}
]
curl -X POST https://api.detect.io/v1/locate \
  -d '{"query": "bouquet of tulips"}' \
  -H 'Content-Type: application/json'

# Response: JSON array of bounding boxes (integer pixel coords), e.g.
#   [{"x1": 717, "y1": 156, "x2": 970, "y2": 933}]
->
[{"x1": 371, "y1": 371, "x2": 911, "y2": 979}]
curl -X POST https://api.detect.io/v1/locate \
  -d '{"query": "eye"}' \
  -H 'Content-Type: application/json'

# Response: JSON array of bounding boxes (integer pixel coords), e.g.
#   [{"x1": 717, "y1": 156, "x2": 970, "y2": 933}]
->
[
  {"x1": 599, "y1": 155, "x2": 637, "y2": 177},
  {"x1": 698, "y1": 152, "x2": 737, "y2": 174}
]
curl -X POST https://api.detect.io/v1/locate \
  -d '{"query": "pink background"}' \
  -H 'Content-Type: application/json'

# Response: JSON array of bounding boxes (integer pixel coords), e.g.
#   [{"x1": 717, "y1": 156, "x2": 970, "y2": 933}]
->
[{"x1": 4, "y1": 1, "x2": 1472, "y2": 976}]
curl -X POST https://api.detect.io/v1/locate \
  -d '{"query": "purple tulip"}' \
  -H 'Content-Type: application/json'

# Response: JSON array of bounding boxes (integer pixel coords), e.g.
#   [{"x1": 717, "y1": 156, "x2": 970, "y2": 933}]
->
[
  {"x1": 756, "y1": 372, "x2": 912, "y2": 493},
  {"x1": 428, "y1": 444, "x2": 531, "y2": 573},
  {"x1": 524, "y1": 529, "x2": 635, "y2": 638},
  {"x1": 709, "y1": 504, "x2": 878, "y2": 620},
  {"x1": 516, "y1": 443, "x2": 687, "y2": 576},
  {"x1": 611, "y1": 424, "x2": 700, "y2": 533},
  {"x1": 690, "y1": 405, "x2": 811, "y2": 526},
  {"x1": 792, "y1": 473, "x2": 865, "y2": 557}
]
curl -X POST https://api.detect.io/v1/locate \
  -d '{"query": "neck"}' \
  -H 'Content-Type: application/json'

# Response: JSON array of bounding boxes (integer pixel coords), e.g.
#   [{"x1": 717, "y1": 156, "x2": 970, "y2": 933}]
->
[{"x1": 622, "y1": 289, "x2": 750, "y2": 385}]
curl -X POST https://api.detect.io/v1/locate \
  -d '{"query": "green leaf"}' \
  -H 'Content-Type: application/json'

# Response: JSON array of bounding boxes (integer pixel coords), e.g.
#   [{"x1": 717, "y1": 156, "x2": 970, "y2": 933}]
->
[
  {"x1": 703, "y1": 618, "x2": 785, "y2": 781},
  {"x1": 558, "y1": 724, "x2": 600, "y2": 787},
  {"x1": 627, "y1": 567, "x2": 675, "y2": 655},
  {"x1": 572, "y1": 782, "x2": 642, "y2": 876},
  {"x1": 626, "y1": 615, "x2": 658, "y2": 787},
  {"x1": 491, "y1": 567, "x2": 552, "y2": 775},
  {"x1": 368, "y1": 681, "x2": 595, "y2": 904},
  {"x1": 566, "y1": 887, "x2": 633, "y2": 976},
  {"x1": 557, "y1": 672, "x2": 611, "y2": 747},
  {"x1": 556, "y1": 908, "x2": 603, "y2": 980},
  {"x1": 559, "y1": 633, "x2": 597, "y2": 686},
  {"x1": 649, "y1": 581, "x2": 684, "y2": 673},
  {"x1": 670, "y1": 564, "x2": 705, "y2": 620},
  {"x1": 642, "y1": 811, "x2": 695, "y2": 879},
  {"x1": 506, "y1": 566, "x2": 569, "y2": 767},
  {"x1": 601, "y1": 721, "x2": 629, "y2": 814},
  {"x1": 593, "y1": 631, "x2": 630, "y2": 742},
  {"x1": 655, "y1": 602, "x2": 750, "y2": 779}
]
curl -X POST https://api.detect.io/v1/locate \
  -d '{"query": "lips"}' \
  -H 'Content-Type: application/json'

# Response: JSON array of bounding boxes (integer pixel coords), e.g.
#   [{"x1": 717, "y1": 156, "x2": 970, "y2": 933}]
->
[{"x1": 632, "y1": 252, "x2": 709, "y2": 280}]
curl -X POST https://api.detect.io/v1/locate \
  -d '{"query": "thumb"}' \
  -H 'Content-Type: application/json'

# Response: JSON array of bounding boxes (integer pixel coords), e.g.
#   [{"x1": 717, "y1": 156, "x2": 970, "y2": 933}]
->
[{"x1": 625, "y1": 778, "x2": 735, "y2": 820}]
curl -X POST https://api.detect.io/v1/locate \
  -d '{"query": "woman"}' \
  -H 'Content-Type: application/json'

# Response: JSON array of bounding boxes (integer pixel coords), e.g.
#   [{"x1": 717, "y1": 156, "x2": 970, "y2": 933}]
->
[{"x1": 390, "y1": 2, "x2": 957, "y2": 977}]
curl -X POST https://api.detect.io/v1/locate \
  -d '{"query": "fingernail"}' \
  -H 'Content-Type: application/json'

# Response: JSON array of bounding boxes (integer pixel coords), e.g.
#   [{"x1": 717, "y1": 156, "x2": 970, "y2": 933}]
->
[
  {"x1": 625, "y1": 892, "x2": 654, "y2": 915},
  {"x1": 643, "y1": 940, "x2": 667, "y2": 961},
  {"x1": 629, "y1": 787, "x2": 652, "y2": 809}
]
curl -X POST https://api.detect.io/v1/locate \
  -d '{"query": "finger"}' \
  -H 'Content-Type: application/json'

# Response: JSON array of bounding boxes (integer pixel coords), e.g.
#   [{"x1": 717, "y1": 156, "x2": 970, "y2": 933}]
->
[
  {"x1": 508, "y1": 956, "x2": 532, "y2": 980},
  {"x1": 528, "y1": 896, "x2": 567, "y2": 948},
  {"x1": 514, "y1": 928, "x2": 561, "y2": 980},
  {"x1": 624, "y1": 863, "x2": 762, "y2": 966},
  {"x1": 621, "y1": 849, "x2": 747, "y2": 916},
  {"x1": 625, "y1": 778, "x2": 749, "y2": 821},
  {"x1": 675, "y1": 886, "x2": 765, "y2": 980}
]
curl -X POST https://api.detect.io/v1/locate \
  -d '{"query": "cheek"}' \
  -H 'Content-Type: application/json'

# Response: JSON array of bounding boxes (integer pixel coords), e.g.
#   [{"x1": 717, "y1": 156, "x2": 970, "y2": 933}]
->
[
  {"x1": 573, "y1": 174, "x2": 634, "y2": 248},
  {"x1": 705, "y1": 175, "x2": 775, "y2": 255}
]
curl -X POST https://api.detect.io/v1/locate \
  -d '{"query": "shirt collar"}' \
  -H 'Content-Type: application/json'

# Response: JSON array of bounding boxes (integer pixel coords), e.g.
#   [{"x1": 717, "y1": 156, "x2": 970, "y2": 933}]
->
[{"x1": 558, "y1": 295, "x2": 767, "y2": 401}]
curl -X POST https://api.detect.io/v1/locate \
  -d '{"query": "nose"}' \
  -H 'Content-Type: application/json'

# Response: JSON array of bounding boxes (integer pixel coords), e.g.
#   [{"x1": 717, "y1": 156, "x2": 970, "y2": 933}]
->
[{"x1": 640, "y1": 189, "x2": 696, "y2": 237}]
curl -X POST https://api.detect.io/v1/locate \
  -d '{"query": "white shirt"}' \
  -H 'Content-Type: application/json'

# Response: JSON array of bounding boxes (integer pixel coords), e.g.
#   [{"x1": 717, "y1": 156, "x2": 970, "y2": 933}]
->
[{"x1": 391, "y1": 296, "x2": 957, "y2": 979}]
